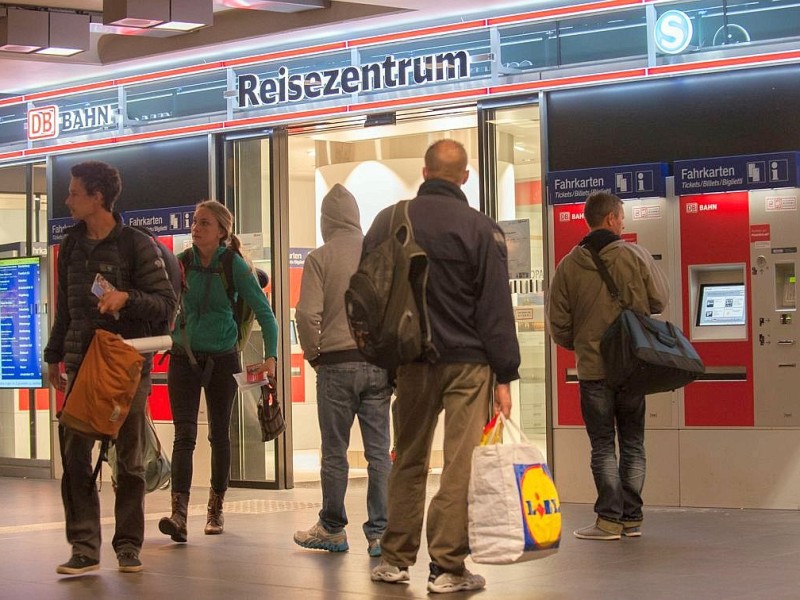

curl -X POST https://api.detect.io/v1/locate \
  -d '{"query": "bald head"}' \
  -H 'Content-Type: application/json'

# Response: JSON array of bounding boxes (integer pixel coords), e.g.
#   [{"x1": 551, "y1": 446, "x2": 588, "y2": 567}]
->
[{"x1": 423, "y1": 139, "x2": 469, "y2": 186}]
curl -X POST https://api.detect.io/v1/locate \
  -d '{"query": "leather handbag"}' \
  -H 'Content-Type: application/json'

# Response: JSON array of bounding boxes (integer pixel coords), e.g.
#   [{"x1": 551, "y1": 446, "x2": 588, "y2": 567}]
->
[
  {"x1": 586, "y1": 246, "x2": 705, "y2": 396},
  {"x1": 257, "y1": 380, "x2": 286, "y2": 443}
]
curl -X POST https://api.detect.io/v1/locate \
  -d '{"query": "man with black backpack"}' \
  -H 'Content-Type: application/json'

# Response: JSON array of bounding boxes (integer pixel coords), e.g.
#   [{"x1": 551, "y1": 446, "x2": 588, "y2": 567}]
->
[
  {"x1": 368, "y1": 140, "x2": 520, "y2": 594},
  {"x1": 45, "y1": 161, "x2": 177, "y2": 575}
]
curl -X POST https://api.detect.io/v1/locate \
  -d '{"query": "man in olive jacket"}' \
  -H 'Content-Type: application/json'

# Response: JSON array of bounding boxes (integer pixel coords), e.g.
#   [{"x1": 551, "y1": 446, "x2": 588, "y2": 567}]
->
[
  {"x1": 45, "y1": 161, "x2": 177, "y2": 575},
  {"x1": 546, "y1": 190, "x2": 669, "y2": 541}
]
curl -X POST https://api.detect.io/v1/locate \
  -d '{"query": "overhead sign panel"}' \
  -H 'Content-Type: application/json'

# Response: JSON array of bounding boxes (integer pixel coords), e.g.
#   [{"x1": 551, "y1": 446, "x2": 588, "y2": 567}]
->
[
  {"x1": 547, "y1": 163, "x2": 668, "y2": 204},
  {"x1": 675, "y1": 152, "x2": 800, "y2": 195}
]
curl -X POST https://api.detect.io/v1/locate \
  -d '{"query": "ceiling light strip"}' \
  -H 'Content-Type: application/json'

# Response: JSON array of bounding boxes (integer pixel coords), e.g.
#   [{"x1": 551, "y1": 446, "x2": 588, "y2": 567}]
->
[
  {"x1": 3, "y1": 47, "x2": 799, "y2": 166},
  {"x1": 348, "y1": 20, "x2": 487, "y2": 48},
  {"x1": 222, "y1": 42, "x2": 347, "y2": 68},
  {"x1": 647, "y1": 49, "x2": 800, "y2": 75},
  {"x1": 0, "y1": 96, "x2": 24, "y2": 107},
  {"x1": 355, "y1": 88, "x2": 488, "y2": 112},
  {"x1": 490, "y1": 68, "x2": 648, "y2": 94},
  {"x1": 488, "y1": 0, "x2": 648, "y2": 26},
  {"x1": 224, "y1": 106, "x2": 349, "y2": 129}
]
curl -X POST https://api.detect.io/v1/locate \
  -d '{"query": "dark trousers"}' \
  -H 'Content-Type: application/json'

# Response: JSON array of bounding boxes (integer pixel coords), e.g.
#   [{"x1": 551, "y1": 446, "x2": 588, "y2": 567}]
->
[
  {"x1": 60, "y1": 373, "x2": 150, "y2": 560},
  {"x1": 167, "y1": 350, "x2": 240, "y2": 493},
  {"x1": 579, "y1": 380, "x2": 646, "y2": 526}
]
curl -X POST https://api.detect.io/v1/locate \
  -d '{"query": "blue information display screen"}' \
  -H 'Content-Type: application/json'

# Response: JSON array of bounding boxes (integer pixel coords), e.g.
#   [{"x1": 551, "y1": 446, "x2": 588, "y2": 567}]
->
[{"x1": 0, "y1": 257, "x2": 43, "y2": 388}]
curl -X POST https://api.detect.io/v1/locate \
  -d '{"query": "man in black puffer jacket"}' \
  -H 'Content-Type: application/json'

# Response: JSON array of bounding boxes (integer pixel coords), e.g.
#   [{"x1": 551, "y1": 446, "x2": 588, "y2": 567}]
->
[{"x1": 44, "y1": 161, "x2": 177, "y2": 576}]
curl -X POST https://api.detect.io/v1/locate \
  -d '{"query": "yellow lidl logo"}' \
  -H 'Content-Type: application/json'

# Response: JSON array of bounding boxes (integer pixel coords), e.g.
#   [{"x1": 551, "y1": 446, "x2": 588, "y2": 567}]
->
[{"x1": 515, "y1": 464, "x2": 561, "y2": 550}]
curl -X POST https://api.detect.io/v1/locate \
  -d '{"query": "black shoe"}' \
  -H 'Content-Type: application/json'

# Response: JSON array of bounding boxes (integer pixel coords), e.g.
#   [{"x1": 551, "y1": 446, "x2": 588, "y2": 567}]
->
[
  {"x1": 117, "y1": 551, "x2": 143, "y2": 573},
  {"x1": 57, "y1": 554, "x2": 100, "y2": 575}
]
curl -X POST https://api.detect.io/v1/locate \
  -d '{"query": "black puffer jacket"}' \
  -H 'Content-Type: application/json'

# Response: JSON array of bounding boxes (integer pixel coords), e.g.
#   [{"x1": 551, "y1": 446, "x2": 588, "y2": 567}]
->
[
  {"x1": 363, "y1": 179, "x2": 520, "y2": 384},
  {"x1": 44, "y1": 214, "x2": 178, "y2": 373}
]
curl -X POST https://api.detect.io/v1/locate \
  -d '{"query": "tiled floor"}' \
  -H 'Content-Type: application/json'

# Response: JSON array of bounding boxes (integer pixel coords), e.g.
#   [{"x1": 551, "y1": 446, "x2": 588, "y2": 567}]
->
[{"x1": 0, "y1": 475, "x2": 798, "y2": 600}]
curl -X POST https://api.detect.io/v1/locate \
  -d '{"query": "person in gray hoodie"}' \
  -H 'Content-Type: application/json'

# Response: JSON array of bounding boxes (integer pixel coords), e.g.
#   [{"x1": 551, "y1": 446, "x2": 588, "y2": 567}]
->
[{"x1": 293, "y1": 183, "x2": 392, "y2": 557}]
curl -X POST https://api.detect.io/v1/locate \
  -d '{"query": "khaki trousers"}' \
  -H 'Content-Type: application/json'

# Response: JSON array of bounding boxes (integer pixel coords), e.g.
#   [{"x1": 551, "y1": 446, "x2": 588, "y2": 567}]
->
[{"x1": 381, "y1": 362, "x2": 491, "y2": 572}]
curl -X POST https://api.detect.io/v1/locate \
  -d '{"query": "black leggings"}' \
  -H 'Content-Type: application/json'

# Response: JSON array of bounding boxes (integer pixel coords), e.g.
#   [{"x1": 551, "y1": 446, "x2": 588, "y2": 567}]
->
[{"x1": 167, "y1": 350, "x2": 241, "y2": 493}]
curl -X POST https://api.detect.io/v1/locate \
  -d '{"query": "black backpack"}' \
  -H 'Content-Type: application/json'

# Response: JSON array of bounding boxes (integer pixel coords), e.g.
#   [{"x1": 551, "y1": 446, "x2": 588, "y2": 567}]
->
[
  {"x1": 345, "y1": 200, "x2": 438, "y2": 372},
  {"x1": 59, "y1": 225, "x2": 182, "y2": 336}
]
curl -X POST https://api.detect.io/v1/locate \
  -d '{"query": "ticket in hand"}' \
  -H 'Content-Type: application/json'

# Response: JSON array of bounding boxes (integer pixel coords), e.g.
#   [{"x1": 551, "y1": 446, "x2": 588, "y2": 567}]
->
[{"x1": 91, "y1": 273, "x2": 116, "y2": 298}]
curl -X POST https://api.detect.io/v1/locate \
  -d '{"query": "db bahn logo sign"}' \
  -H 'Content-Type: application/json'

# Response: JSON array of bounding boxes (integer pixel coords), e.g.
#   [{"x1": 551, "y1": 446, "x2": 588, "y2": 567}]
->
[
  {"x1": 654, "y1": 10, "x2": 693, "y2": 55},
  {"x1": 27, "y1": 104, "x2": 116, "y2": 141}
]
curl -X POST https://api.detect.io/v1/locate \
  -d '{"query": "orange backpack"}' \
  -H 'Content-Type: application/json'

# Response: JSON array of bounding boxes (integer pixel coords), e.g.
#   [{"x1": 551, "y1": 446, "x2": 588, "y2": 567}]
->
[{"x1": 58, "y1": 329, "x2": 144, "y2": 439}]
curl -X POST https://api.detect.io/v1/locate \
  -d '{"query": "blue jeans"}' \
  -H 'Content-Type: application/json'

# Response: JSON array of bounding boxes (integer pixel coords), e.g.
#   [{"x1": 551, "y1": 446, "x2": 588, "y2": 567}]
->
[
  {"x1": 168, "y1": 349, "x2": 241, "y2": 494},
  {"x1": 579, "y1": 380, "x2": 646, "y2": 526},
  {"x1": 316, "y1": 362, "x2": 392, "y2": 541}
]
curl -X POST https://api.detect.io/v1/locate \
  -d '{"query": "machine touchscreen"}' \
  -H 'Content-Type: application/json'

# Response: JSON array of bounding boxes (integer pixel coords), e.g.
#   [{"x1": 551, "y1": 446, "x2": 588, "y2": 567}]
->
[{"x1": 696, "y1": 283, "x2": 747, "y2": 326}]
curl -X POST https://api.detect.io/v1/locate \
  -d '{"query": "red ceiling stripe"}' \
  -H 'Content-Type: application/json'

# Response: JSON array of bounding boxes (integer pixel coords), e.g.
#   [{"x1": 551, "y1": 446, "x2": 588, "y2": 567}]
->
[
  {"x1": 647, "y1": 49, "x2": 800, "y2": 75},
  {"x1": 349, "y1": 20, "x2": 488, "y2": 47},
  {"x1": 223, "y1": 42, "x2": 348, "y2": 68},
  {"x1": 490, "y1": 68, "x2": 648, "y2": 94},
  {"x1": 488, "y1": 0, "x2": 646, "y2": 26},
  {"x1": 224, "y1": 106, "x2": 349, "y2": 128},
  {"x1": 0, "y1": 96, "x2": 24, "y2": 107},
  {"x1": 355, "y1": 88, "x2": 488, "y2": 112}
]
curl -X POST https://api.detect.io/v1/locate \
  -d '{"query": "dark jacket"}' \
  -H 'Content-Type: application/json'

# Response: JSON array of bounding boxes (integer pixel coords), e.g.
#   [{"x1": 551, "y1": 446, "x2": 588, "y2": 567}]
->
[
  {"x1": 363, "y1": 179, "x2": 520, "y2": 384},
  {"x1": 44, "y1": 214, "x2": 178, "y2": 373}
]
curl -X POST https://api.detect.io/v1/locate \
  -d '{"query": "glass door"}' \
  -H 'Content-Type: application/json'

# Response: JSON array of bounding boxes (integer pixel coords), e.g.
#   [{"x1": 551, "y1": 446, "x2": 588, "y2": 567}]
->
[
  {"x1": 480, "y1": 103, "x2": 549, "y2": 459},
  {"x1": 222, "y1": 131, "x2": 293, "y2": 489}
]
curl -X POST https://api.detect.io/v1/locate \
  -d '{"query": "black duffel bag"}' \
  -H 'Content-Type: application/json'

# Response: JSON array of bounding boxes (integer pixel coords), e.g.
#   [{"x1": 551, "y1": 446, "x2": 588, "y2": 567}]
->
[
  {"x1": 600, "y1": 309, "x2": 704, "y2": 396},
  {"x1": 586, "y1": 245, "x2": 704, "y2": 396}
]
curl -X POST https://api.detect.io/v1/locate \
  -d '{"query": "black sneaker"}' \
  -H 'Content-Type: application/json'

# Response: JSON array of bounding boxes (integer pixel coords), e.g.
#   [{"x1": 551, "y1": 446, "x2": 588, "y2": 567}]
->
[
  {"x1": 56, "y1": 554, "x2": 100, "y2": 575},
  {"x1": 117, "y1": 551, "x2": 143, "y2": 573}
]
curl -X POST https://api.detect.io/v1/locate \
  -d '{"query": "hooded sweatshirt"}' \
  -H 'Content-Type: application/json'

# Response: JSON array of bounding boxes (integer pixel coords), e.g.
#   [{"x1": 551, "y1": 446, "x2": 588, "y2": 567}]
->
[
  {"x1": 295, "y1": 184, "x2": 365, "y2": 365},
  {"x1": 545, "y1": 229, "x2": 670, "y2": 380}
]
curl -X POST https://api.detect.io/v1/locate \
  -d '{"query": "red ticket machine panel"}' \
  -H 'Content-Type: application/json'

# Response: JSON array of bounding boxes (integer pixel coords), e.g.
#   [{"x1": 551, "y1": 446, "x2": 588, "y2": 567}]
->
[{"x1": 680, "y1": 192, "x2": 754, "y2": 426}]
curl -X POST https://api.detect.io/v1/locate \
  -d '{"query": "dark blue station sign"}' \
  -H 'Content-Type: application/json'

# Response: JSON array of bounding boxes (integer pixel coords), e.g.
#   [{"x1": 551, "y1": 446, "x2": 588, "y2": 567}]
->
[
  {"x1": 547, "y1": 163, "x2": 668, "y2": 205},
  {"x1": 675, "y1": 152, "x2": 800, "y2": 195}
]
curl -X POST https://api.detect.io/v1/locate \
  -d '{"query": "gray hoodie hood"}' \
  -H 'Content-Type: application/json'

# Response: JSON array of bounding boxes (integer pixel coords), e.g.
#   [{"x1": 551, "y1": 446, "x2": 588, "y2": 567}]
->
[{"x1": 320, "y1": 183, "x2": 362, "y2": 242}]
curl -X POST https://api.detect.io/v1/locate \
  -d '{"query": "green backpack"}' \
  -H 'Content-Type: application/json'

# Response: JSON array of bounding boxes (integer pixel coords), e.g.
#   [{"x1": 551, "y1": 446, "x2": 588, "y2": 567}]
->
[{"x1": 180, "y1": 248, "x2": 256, "y2": 352}]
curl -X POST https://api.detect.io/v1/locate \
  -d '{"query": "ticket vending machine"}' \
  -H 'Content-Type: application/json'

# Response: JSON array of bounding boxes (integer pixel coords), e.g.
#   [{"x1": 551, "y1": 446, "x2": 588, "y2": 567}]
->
[
  {"x1": 547, "y1": 163, "x2": 681, "y2": 504},
  {"x1": 674, "y1": 152, "x2": 800, "y2": 508}
]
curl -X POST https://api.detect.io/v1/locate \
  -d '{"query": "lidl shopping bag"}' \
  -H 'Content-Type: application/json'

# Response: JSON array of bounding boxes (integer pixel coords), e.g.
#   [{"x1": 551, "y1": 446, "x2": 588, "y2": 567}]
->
[
  {"x1": 468, "y1": 415, "x2": 561, "y2": 564},
  {"x1": 58, "y1": 329, "x2": 144, "y2": 440}
]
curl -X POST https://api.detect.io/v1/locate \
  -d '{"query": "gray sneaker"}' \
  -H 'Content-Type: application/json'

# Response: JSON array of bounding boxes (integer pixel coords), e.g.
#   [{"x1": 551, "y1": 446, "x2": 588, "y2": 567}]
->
[
  {"x1": 573, "y1": 523, "x2": 622, "y2": 540},
  {"x1": 371, "y1": 560, "x2": 410, "y2": 583},
  {"x1": 367, "y1": 538, "x2": 382, "y2": 557},
  {"x1": 427, "y1": 566, "x2": 486, "y2": 594},
  {"x1": 293, "y1": 521, "x2": 349, "y2": 552}
]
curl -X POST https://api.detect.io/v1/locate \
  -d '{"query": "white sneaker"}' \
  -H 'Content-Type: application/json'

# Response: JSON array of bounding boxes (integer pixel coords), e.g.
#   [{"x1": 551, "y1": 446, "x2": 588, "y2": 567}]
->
[
  {"x1": 427, "y1": 568, "x2": 486, "y2": 594},
  {"x1": 371, "y1": 560, "x2": 410, "y2": 583}
]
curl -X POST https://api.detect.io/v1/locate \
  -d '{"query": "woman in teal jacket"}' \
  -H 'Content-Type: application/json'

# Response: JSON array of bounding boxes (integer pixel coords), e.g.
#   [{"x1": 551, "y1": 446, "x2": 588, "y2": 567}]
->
[{"x1": 159, "y1": 200, "x2": 278, "y2": 543}]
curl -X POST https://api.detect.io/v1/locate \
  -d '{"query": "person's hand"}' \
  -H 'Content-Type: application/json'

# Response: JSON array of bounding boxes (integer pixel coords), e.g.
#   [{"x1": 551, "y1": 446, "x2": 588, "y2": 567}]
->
[
  {"x1": 97, "y1": 290, "x2": 129, "y2": 315},
  {"x1": 48, "y1": 363, "x2": 65, "y2": 392},
  {"x1": 257, "y1": 356, "x2": 277, "y2": 380},
  {"x1": 493, "y1": 383, "x2": 512, "y2": 418}
]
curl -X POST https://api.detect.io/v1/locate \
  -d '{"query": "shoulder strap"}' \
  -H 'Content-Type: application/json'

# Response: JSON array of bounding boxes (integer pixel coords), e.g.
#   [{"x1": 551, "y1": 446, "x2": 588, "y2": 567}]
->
[
  {"x1": 389, "y1": 200, "x2": 413, "y2": 243},
  {"x1": 219, "y1": 248, "x2": 236, "y2": 302},
  {"x1": 584, "y1": 244, "x2": 623, "y2": 305}
]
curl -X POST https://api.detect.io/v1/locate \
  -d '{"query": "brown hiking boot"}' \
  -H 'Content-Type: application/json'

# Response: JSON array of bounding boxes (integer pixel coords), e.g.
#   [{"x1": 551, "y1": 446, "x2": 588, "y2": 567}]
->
[
  {"x1": 159, "y1": 491, "x2": 189, "y2": 542},
  {"x1": 204, "y1": 489, "x2": 225, "y2": 535}
]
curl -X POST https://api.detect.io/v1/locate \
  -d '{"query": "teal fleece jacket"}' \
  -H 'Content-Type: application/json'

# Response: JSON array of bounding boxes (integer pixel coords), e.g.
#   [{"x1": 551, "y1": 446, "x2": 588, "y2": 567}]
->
[{"x1": 173, "y1": 245, "x2": 278, "y2": 357}]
